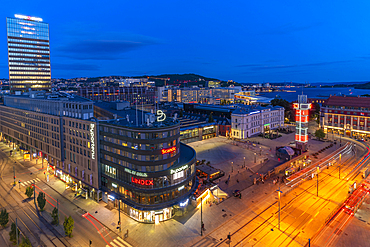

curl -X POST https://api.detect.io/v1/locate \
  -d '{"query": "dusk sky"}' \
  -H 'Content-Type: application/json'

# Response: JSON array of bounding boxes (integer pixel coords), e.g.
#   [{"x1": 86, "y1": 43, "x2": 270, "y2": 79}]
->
[{"x1": 1, "y1": 1, "x2": 370, "y2": 83}]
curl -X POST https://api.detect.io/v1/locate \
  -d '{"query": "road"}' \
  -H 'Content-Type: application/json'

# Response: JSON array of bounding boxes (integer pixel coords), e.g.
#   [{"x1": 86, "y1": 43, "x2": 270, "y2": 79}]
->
[
  {"x1": 0, "y1": 143, "x2": 128, "y2": 247},
  {"x1": 190, "y1": 139, "x2": 369, "y2": 247}
]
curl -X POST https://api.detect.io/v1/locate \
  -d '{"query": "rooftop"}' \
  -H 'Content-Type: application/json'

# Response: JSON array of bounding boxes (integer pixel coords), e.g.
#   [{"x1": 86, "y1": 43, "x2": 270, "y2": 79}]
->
[
  {"x1": 324, "y1": 95, "x2": 370, "y2": 108},
  {"x1": 4, "y1": 92, "x2": 92, "y2": 103}
]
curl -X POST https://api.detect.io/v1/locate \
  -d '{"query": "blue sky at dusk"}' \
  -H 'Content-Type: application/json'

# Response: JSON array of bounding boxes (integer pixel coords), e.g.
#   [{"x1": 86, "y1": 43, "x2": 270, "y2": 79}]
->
[{"x1": 1, "y1": 0, "x2": 370, "y2": 83}]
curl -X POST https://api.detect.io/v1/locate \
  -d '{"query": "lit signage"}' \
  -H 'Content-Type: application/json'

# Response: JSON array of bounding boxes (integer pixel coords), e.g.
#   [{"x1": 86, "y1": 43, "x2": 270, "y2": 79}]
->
[
  {"x1": 171, "y1": 165, "x2": 188, "y2": 175},
  {"x1": 14, "y1": 14, "x2": 43, "y2": 22},
  {"x1": 161, "y1": 146, "x2": 176, "y2": 155},
  {"x1": 178, "y1": 185, "x2": 185, "y2": 191},
  {"x1": 124, "y1": 168, "x2": 148, "y2": 177},
  {"x1": 90, "y1": 123, "x2": 95, "y2": 159},
  {"x1": 180, "y1": 199, "x2": 189, "y2": 207},
  {"x1": 131, "y1": 177, "x2": 153, "y2": 186},
  {"x1": 108, "y1": 195, "x2": 115, "y2": 201},
  {"x1": 203, "y1": 126, "x2": 214, "y2": 130},
  {"x1": 157, "y1": 110, "x2": 166, "y2": 122},
  {"x1": 112, "y1": 183, "x2": 117, "y2": 188}
]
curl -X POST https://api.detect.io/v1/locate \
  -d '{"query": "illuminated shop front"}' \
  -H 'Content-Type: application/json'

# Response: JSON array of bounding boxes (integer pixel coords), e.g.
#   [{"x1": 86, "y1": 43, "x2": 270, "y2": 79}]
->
[{"x1": 100, "y1": 112, "x2": 197, "y2": 223}]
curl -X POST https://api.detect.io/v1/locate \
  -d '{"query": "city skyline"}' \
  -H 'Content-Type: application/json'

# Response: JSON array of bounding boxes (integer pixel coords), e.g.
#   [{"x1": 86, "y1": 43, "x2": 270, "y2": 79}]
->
[{"x1": 1, "y1": 1, "x2": 370, "y2": 83}]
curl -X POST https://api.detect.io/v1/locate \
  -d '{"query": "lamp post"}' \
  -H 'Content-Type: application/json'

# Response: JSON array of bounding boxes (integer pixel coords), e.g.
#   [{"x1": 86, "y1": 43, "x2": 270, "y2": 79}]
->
[
  {"x1": 260, "y1": 146, "x2": 262, "y2": 156},
  {"x1": 231, "y1": 162, "x2": 233, "y2": 173},
  {"x1": 119, "y1": 200, "x2": 121, "y2": 232},
  {"x1": 339, "y1": 154, "x2": 341, "y2": 179},
  {"x1": 201, "y1": 197, "x2": 203, "y2": 236},
  {"x1": 254, "y1": 153, "x2": 256, "y2": 163},
  {"x1": 277, "y1": 186, "x2": 283, "y2": 230},
  {"x1": 244, "y1": 157, "x2": 245, "y2": 168},
  {"x1": 316, "y1": 166, "x2": 319, "y2": 197}
]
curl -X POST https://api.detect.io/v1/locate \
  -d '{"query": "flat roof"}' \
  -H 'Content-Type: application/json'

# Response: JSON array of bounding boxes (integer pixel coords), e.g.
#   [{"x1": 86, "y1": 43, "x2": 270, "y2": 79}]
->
[{"x1": 4, "y1": 93, "x2": 92, "y2": 103}]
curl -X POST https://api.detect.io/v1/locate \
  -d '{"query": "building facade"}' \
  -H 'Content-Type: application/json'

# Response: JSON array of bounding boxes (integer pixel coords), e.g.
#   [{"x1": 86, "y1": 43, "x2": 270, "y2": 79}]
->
[
  {"x1": 320, "y1": 96, "x2": 370, "y2": 139},
  {"x1": 6, "y1": 15, "x2": 51, "y2": 92},
  {"x1": 231, "y1": 105, "x2": 284, "y2": 139},
  {"x1": 99, "y1": 114, "x2": 197, "y2": 223},
  {"x1": 0, "y1": 93, "x2": 100, "y2": 200},
  {"x1": 77, "y1": 86, "x2": 155, "y2": 105}
]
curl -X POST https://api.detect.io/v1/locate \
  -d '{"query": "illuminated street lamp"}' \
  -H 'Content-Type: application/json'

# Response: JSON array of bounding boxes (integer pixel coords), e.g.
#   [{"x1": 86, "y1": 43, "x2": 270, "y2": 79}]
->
[
  {"x1": 243, "y1": 157, "x2": 245, "y2": 168},
  {"x1": 316, "y1": 166, "x2": 319, "y2": 197},
  {"x1": 231, "y1": 162, "x2": 233, "y2": 173},
  {"x1": 254, "y1": 153, "x2": 256, "y2": 163},
  {"x1": 276, "y1": 186, "x2": 283, "y2": 230}
]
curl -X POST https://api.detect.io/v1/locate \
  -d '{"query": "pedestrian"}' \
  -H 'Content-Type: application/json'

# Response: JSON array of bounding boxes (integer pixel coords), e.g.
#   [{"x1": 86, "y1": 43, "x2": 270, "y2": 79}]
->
[
  {"x1": 228, "y1": 174, "x2": 230, "y2": 179},
  {"x1": 238, "y1": 170, "x2": 239, "y2": 174}
]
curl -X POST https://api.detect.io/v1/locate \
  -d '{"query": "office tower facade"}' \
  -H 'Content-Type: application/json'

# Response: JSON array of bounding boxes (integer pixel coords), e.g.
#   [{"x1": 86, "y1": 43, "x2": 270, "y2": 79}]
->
[{"x1": 6, "y1": 14, "x2": 51, "y2": 92}]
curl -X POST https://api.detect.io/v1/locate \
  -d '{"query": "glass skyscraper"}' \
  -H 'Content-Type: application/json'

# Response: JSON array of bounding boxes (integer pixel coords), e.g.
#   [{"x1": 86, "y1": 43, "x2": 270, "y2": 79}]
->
[{"x1": 6, "y1": 15, "x2": 51, "y2": 92}]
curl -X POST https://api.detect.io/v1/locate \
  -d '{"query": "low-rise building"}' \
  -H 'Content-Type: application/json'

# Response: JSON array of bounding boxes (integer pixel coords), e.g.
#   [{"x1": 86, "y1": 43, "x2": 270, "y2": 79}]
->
[
  {"x1": 231, "y1": 105, "x2": 284, "y2": 139},
  {"x1": 320, "y1": 95, "x2": 370, "y2": 139}
]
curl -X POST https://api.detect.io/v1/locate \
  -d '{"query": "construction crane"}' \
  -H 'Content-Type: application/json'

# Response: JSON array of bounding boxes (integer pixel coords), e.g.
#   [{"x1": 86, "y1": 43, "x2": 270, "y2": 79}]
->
[{"x1": 147, "y1": 77, "x2": 170, "y2": 86}]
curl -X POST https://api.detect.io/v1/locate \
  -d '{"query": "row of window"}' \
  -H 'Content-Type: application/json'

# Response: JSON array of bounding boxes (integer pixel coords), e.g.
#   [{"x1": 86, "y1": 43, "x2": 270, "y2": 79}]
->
[
  {"x1": 102, "y1": 145, "x2": 177, "y2": 161},
  {"x1": 8, "y1": 38, "x2": 49, "y2": 45},
  {"x1": 102, "y1": 164, "x2": 191, "y2": 189},
  {"x1": 9, "y1": 43, "x2": 49, "y2": 49},
  {"x1": 102, "y1": 154, "x2": 178, "y2": 172},
  {"x1": 9, "y1": 71, "x2": 50, "y2": 75},
  {"x1": 102, "y1": 136, "x2": 177, "y2": 152},
  {"x1": 9, "y1": 52, "x2": 49, "y2": 58},
  {"x1": 9, "y1": 57, "x2": 49, "y2": 62},
  {"x1": 9, "y1": 66, "x2": 50, "y2": 71},
  {"x1": 9, "y1": 62, "x2": 50, "y2": 67},
  {"x1": 8, "y1": 48, "x2": 49, "y2": 53}
]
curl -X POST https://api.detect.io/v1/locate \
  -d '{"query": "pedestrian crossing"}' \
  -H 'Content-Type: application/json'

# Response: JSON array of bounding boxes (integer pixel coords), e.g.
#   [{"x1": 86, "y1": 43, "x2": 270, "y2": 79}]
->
[
  {"x1": 20, "y1": 178, "x2": 40, "y2": 187},
  {"x1": 191, "y1": 236, "x2": 218, "y2": 247},
  {"x1": 106, "y1": 237, "x2": 132, "y2": 247}
]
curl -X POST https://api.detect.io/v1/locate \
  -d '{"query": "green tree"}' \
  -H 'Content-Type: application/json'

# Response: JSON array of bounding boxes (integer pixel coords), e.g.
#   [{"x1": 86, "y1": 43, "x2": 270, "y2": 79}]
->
[
  {"x1": 51, "y1": 207, "x2": 59, "y2": 225},
  {"x1": 63, "y1": 216, "x2": 74, "y2": 238},
  {"x1": 271, "y1": 98, "x2": 293, "y2": 122},
  {"x1": 37, "y1": 192, "x2": 46, "y2": 211},
  {"x1": 0, "y1": 209, "x2": 9, "y2": 228},
  {"x1": 20, "y1": 236, "x2": 32, "y2": 247},
  {"x1": 208, "y1": 113, "x2": 214, "y2": 123},
  {"x1": 25, "y1": 186, "x2": 34, "y2": 198},
  {"x1": 315, "y1": 129, "x2": 326, "y2": 140},
  {"x1": 9, "y1": 222, "x2": 18, "y2": 244}
]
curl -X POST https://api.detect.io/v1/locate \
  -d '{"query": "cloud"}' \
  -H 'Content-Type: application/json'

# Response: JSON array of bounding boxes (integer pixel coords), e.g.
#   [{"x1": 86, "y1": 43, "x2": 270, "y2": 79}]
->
[
  {"x1": 53, "y1": 24, "x2": 161, "y2": 60},
  {"x1": 52, "y1": 63, "x2": 100, "y2": 71},
  {"x1": 237, "y1": 60, "x2": 353, "y2": 71}
]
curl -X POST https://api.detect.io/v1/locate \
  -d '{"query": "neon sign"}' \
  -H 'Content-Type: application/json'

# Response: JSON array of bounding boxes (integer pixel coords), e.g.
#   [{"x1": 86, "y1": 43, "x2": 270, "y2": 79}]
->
[
  {"x1": 90, "y1": 123, "x2": 95, "y2": 159},
  {"x1": 161, "y1": 146, "x2": 176, "y2": 155},
  {"x1": 171, "y1": 164, "x2": 188, "y2": 174},
  {"x1": 157, "y1": 110, "x2": 166, "y2": 122},
  {"x1": 124, "y1": 168, "x2": 148, "y2": 177},
  {"x1": 131, "y1": 177, "x2": 153, "y2": 186}
]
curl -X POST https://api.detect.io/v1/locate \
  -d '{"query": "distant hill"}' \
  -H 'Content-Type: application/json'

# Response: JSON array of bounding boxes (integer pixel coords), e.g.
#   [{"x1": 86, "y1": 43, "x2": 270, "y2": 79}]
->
[{"x1": 320, "y1": 81, "x2": 370, "y2": 89}]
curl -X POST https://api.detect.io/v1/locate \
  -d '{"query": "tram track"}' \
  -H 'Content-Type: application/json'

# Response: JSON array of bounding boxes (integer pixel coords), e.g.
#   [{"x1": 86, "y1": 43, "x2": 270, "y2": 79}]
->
[
  {"x1": 236, "y1": 143, "x2": 370, "y2": 247},
  {"x1": 211, "y1": 141, "x2": 368, "y2": 247},
  {"x1": 0, "y1": 151, "x2": 70, "y2": 247}
]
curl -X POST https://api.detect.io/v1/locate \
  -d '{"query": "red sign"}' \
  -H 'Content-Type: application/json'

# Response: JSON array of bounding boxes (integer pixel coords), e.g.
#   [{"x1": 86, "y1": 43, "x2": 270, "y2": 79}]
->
[
  {"x1": 131, "y1": 177, "x2": 153, "y2": 186},
  {"x1": 161, "y1": 146, "x2": 176, "y2": 155}
]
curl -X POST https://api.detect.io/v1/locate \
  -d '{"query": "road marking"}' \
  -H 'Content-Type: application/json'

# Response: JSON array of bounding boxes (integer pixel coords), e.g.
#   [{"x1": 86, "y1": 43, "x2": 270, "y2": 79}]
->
[
  {"x1": 117, "y1": 237, "x2": 132, "y2": 247},
  {"x1": 21, "y1": 183, "x2": 25, "y2": 187},
  {"x1": 35, "y1": 178, "x2": 40, "y2": 181}
]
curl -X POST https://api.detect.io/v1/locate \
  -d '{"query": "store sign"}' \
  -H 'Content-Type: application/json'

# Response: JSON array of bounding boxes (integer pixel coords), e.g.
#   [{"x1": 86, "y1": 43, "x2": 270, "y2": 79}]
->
[
  {"x1": 90, "y1": 123, "x2": 95, "y2": 159},
  {"x1": 112, "y1": 183, "x2": 118, "y2": 188},
  {"x1": 161, "y1": 146, "x2": 176, "y2": 155},
  {"x1": 178, "y1": 185, "x2": 185, "y2": 191},
  {"x1": 203, "y1": 126, "x2": 214, "y2": 130},
  {"x1": 131, "y1": 177, "x2": 153, "y2": 186},
  {"x1": 171, "y1": 165, "x2": 188, "y2": 175},
  {"x1": 124, "y1": 168, "x2": 148, "y2": 177},
  {"x1": 180, "y1": 199, "x2": 189, "y2": 207}
]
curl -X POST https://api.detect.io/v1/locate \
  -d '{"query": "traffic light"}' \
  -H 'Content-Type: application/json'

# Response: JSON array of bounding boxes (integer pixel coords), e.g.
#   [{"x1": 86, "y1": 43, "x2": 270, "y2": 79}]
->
[
  {"x1": 14, "y1": 176, "x2": 16, "y2": 179},
  {"x1": 118, "y1": 221, "x2": 121, "y2": 225},
  {"x1": 227, "y1": 234, "x2": 231, "y2": 240},
  {"x1": 44, "y1": 172, "x2": 46, "y2": 175}
]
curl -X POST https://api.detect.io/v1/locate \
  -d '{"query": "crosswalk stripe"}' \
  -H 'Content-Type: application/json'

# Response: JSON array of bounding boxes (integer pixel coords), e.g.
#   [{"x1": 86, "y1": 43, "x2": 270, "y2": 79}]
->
[
  {"x1": 24, "y1": 181, "x2": 30, "y2": 185},
  {"x1": 35, "y1": 178, "x2": 40, "y2": 181},
  {"x1": 21, "y1": 183, "x2": 25, "y2": 186},
  {"x1": 117, "y1": 237, "x2": 132, "y2": 247},
  {"x1": 110, "y1": 242, "x2": 120, "y2": 247}
]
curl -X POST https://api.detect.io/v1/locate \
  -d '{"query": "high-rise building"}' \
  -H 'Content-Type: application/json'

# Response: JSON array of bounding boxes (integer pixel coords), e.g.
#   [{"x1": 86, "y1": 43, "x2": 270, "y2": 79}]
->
[{"x1": 6, "y1": 14, "x2": 51, "y2": 92}]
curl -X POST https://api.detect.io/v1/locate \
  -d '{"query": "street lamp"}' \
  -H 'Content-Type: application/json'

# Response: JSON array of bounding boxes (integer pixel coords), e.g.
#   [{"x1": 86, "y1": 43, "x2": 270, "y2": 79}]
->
[
  {"x1": 243, "y1": 157, "x2": 245, "y2": 168},
  {"x1": 260, "y1": 146, "x2": 262, "y2": 156},
  {"x1": 254, "y1": 153, "x2": 256, "y2": 163},
  {"x1": 276, "y1": 186, "x2": 283, "y2": 230},
  {"x1": 316, "y1": 166, "x2": 319, "y2": 197},
  {"x1": 231, "y1": 162, "x2": 233, "y2": 173}
]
